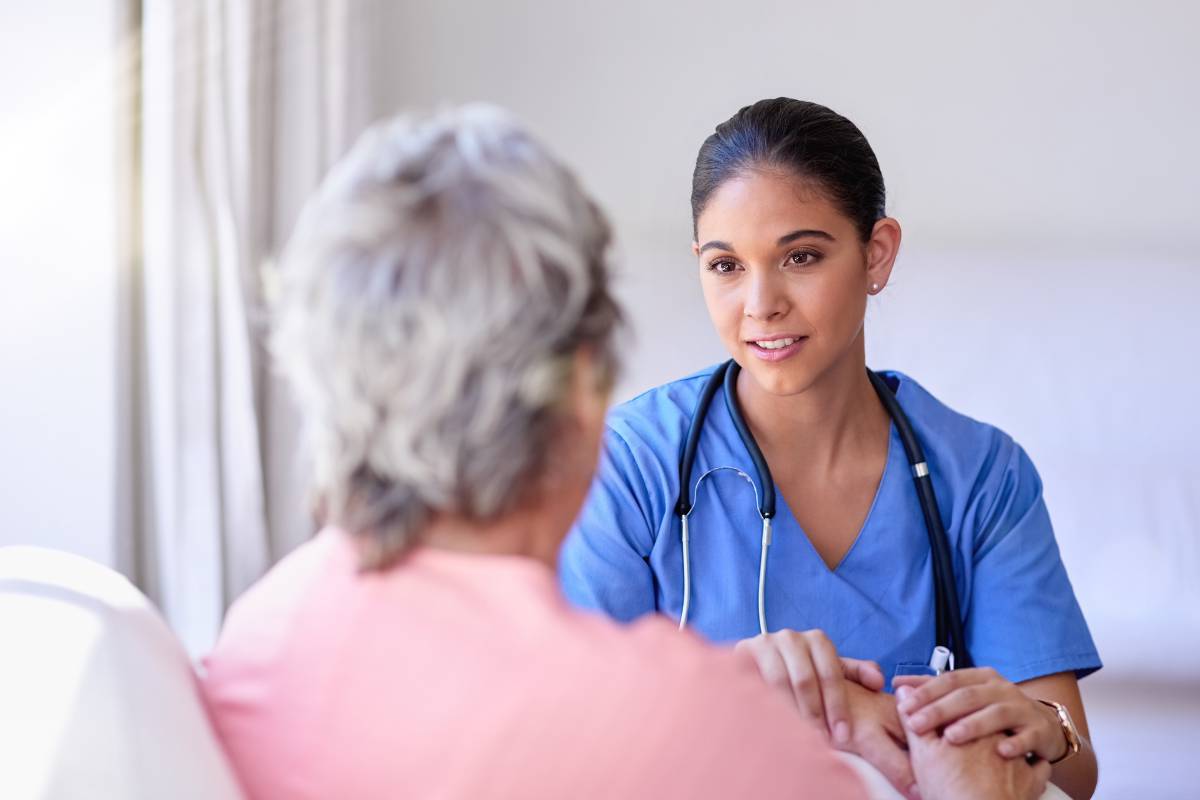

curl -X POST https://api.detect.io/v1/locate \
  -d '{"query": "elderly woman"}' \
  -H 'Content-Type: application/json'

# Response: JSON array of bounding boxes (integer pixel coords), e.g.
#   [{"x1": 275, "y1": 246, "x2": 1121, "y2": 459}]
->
[{"x1": 200, "y1": 106, "x2": 1049, "y2": 800}]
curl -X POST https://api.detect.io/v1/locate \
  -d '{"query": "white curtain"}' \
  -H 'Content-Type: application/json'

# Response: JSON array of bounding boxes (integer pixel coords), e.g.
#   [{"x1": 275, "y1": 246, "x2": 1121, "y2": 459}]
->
[{"x1": 115, "y1": 0, "x2": 374, "y2": 656}]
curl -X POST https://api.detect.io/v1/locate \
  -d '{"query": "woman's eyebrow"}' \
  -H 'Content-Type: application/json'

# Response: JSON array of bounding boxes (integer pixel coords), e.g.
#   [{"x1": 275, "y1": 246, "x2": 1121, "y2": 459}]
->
[
  {"x1": 698, "y1": 239, "x2": 734, "y2": 254},
  {"x1": 699, "y1": 229, "x2": 835, "y2": 254},
  {"x1": 777, "y1": 229, "x2": 835, "y2": 245}
]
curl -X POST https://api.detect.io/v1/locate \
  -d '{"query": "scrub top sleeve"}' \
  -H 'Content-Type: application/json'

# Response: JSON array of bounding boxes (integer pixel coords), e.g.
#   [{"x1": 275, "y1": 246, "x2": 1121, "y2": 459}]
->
[
  {"x1": 559, "y1": 426, "x2": 660, "y2": 623},
  {"x1": 964, "y1": 440, "x2": 1102, "y2": 684}
]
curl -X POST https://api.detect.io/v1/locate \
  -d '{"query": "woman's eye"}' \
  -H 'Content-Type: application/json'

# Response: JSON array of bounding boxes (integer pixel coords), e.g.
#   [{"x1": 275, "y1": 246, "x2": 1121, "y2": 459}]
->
[
  {"x1": 709, "y1": 259, "x2": 738, "y2": 274},
  {"x1": 788, "y1": 250, "x2": 816, "y2": 266}
]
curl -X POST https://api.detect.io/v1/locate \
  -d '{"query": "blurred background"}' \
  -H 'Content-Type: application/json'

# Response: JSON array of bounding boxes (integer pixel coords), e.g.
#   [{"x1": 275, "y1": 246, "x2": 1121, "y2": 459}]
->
[{"x1": 1, "y1": 1, "x2": 1197, "y2": 797}]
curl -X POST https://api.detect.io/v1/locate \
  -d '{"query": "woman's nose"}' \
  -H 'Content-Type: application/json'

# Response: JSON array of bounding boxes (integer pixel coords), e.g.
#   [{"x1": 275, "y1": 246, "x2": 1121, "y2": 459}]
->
[{"x1": 742, "y1": 270, "x2": 788, "y2": 321}]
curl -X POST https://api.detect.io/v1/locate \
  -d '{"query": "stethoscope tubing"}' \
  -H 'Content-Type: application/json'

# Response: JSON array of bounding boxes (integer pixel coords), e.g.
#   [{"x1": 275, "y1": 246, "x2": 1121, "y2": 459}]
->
[{"x1": 675, "y1": 359, "x2": 972, "y2": 668}]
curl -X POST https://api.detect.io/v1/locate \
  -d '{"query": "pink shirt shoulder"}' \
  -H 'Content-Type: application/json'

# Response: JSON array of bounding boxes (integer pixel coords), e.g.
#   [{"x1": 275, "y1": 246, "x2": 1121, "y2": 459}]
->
[{"x1": 201, "y1": 529, "x2": 865, "y2": 800}]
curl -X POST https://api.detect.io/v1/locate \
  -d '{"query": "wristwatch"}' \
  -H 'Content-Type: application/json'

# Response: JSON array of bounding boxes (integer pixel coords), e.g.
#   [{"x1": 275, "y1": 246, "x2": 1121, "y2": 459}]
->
[{"x1": 1036, "y1": 699, "x2": 1081, "y2": 764}]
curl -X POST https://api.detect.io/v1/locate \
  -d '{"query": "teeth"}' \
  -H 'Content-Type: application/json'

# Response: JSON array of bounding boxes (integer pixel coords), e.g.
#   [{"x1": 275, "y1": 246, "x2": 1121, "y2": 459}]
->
[{"x1": 755, "y1": 338, "x2": 797, "y2": 350}]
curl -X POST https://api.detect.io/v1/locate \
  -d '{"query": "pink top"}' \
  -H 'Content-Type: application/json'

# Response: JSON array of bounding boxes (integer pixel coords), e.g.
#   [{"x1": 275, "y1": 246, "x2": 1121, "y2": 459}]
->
[{"x1": 201, "y1": 528, "x2": 865, "y2": 799}]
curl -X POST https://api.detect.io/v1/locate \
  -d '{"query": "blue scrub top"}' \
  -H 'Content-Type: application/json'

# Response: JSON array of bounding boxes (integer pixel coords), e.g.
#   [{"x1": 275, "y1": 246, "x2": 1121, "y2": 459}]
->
[{"x1": 559, "y1": 365, "x2": 1101, "y2": 687}]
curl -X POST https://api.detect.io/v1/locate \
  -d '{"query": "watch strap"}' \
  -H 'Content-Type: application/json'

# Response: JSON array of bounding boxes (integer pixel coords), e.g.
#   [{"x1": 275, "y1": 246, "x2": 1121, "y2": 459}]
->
[{"x1": 1036, "y1": 699, "x2": 1081, "y2": 765}]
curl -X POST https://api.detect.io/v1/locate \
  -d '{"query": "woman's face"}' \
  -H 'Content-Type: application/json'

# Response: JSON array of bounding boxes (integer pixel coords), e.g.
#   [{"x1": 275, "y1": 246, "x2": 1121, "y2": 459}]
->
[{"x1": 693, "y1": 168, "x2": 899, "y2": 397}]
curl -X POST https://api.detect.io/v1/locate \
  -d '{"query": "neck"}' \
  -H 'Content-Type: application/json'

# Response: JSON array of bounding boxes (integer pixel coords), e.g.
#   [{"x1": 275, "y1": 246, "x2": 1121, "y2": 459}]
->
[
  {"x1": 736, "y1": 333, "x2": 887, "y2": 473},
  {"x1": 418, "y1": 503, "x2": 564, "y2": 569}
]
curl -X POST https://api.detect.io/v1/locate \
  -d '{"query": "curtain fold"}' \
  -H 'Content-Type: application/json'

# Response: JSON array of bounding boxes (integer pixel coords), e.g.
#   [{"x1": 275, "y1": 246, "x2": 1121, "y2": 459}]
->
[{"x1": 115, "y1": 0, "x2": 372, "y2": 656}]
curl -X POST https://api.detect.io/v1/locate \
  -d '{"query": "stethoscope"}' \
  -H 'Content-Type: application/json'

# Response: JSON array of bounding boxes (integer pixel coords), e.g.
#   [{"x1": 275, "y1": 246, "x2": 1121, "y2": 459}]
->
[{"x1": 674, "y1": 359, "x2": 973, "y2": 670}]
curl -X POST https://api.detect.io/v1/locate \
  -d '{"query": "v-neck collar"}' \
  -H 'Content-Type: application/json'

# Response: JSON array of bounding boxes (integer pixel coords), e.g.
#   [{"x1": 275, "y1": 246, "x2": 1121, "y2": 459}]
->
[
  {"x1": 771, "y1": 422, "x2": 900, "y2": 574},
  {"x1": 716, "y1": 376, "x2": 903, "y2": 575}
]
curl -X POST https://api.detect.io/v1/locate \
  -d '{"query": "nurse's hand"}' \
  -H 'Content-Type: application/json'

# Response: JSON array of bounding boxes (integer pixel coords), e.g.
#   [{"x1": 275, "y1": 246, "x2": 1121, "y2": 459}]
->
[
  {"x1": 893, "y1": 668, "x2": 1066, "y2": 764},
  {"x1": 897, "y1": 685, "x2": 1052, "y2": 800},
  {"x1": 733, "y1": 629, "x2": 884, "y2": 744}
]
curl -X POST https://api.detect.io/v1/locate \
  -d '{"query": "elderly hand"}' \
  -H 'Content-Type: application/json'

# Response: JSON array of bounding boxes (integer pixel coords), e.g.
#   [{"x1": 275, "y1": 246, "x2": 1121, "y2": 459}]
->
[
  {"x1": 839, "y1": 679, "x2": 922, "y2": 800},
  {"x1": 897, "y1": 684, "x2": 1052, "y2": 800},
  {"x1": 734, "y1": 629, "x2": 884, "y2": 744},
  {"x1": 894, "y1": 667, "x2": 1068, "y2": 764}
]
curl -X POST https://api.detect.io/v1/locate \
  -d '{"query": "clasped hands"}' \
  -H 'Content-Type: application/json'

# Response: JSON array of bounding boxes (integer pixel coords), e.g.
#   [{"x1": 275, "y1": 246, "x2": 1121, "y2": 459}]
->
[{"x1": 735, "y1": 630, "x2": 1059, "y2": 800}]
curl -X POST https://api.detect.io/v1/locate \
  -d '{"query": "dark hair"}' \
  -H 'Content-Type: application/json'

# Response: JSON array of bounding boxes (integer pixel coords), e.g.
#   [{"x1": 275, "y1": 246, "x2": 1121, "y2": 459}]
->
[{"x1": 691, "y1": 98, "x2": 886, "y2": 242}]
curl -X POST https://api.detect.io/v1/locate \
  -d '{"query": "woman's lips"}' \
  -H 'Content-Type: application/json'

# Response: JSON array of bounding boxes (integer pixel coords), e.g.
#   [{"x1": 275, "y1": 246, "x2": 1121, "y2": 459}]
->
[{"x1": 746, "y1": 336, "x2": 809, "y2": 362}]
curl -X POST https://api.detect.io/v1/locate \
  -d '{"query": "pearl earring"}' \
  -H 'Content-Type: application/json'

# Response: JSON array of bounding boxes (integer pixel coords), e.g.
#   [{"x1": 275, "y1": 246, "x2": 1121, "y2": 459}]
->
[{"x1": 871, "y1": 283, "x2": 880, "y2": 293}]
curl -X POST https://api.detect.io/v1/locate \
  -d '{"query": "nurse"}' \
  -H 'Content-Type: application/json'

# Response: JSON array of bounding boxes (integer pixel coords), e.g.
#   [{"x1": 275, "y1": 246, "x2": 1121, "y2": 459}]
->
[{"x1": 560, "y1": 98, "x2": 1100, "y2": 799}]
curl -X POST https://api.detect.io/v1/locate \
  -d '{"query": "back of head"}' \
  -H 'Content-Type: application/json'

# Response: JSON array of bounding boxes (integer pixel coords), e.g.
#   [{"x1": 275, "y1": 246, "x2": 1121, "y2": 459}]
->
[{"x1": 273, "y1": 105, "x2": 621, "y2": 567}]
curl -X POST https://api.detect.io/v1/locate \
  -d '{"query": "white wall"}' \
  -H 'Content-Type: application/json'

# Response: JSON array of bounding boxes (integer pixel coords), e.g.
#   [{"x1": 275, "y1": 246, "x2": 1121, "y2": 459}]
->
[{"x1": 0, "y1": 5, "x2": 117, "y2": 565}]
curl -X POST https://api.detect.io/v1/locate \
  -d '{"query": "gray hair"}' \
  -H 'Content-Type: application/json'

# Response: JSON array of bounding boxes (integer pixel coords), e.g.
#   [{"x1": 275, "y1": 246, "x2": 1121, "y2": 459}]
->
[{"x1": 272, "y1": 105, "x2": 622, "y2": 566}]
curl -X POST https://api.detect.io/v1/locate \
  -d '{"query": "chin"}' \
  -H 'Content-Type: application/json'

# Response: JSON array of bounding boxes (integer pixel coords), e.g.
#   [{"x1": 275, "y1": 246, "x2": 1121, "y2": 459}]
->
[{"x1": 738, "y1": 358, "x2": 820, "y2": 398}]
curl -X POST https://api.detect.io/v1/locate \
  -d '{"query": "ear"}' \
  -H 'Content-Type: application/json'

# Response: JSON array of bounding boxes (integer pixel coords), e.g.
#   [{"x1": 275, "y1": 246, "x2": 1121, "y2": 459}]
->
[
  {"x1": 691, "y1": 240, "x2": 701, "y2": 258},
  {"x1": 864, "y1": 217, "x2": 902, "y2": 293},
  {"x1": 566, "y1": 346, "x2": 610, "y2": 438}
]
